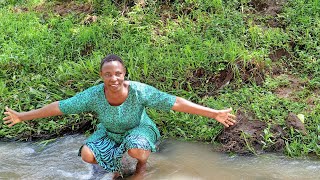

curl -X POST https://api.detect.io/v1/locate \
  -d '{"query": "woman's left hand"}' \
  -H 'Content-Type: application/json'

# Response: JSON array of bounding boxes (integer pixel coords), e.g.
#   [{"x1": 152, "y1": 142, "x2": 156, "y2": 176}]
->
[{"x1": 214, "y1": 108, "x2": 236, "y2": 127}]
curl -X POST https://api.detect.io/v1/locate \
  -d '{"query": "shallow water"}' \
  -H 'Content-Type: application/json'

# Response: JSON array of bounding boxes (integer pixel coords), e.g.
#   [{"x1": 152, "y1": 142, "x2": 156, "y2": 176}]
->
[{"x1": 0, "y1": 134, "x2": 319, "y2": 180}]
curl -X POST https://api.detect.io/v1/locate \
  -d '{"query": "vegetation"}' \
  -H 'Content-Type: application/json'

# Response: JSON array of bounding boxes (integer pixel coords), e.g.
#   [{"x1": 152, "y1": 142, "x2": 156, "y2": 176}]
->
[{"x1": 0, "y1": 0, "x2": 319, "y2": 158}]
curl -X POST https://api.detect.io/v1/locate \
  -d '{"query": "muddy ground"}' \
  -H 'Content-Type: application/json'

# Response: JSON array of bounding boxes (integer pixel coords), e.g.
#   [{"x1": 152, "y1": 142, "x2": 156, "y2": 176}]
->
[{"x1": 216, "y1": 110, "x2": 306, "y2": 154}]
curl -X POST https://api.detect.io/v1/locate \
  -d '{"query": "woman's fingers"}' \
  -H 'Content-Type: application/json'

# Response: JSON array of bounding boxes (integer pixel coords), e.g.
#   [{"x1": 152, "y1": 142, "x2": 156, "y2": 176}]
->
[
  {"x1": 227, "y1": 117, "x2": 236, "y2": 123},
  {"x1": 5, "y1": 107, "x2": 16, "y2": 114},
  {"x1": 213, "y1": 108, "x2": 237, "y2": 127},
  {"x1": 3, "y1": 110, "x2": 13, "y2": 119},
  {"x1": 226, "y1": 119, "x2": 234, "y2": 126},
  {"x1": 8, "y1": 122, "x2": 15, "y2": 127},
  {"x1": 3, "y1": 119, "x2": 15, "y2": 127},
  {"x1": 221, "y1": 121, "x2": 229, "y2": 127},
  {"x1": 3, "y1": 114, "x2": 12, "y2": 124},
  {"x1": 223, "y1": 113, "x2": 237, "y2": 127},
  {"x1": 3, "y1": 111, "x2": 11, "y2": 120},
  {"x1": 228, "y1": 113, "x2": 236, "y2": 119},
  {"x1": 3, "y1": 119, "x2": 11, "y2": 124},
  {"x1": 3, "y1": 118, "x2": 15, "y2": 127},
  {"x1": 3, "y1": 107, "x2": 19, "y2": 127}
]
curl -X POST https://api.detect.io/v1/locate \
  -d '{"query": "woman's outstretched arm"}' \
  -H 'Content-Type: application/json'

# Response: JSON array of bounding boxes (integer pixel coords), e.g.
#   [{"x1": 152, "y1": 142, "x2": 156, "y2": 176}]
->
[
  {"x1": 171, "y1": 97, "x2": 236, "y2": 127},
  {"x1": 3, "y1": 101, "x2": 63, "y2": 127}
]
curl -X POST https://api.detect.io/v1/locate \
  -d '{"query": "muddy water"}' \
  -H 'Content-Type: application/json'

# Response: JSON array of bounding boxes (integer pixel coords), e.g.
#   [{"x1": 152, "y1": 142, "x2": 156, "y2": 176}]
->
[{"x1": 0, "y1": 135, "x2": 319, "y2": 180}]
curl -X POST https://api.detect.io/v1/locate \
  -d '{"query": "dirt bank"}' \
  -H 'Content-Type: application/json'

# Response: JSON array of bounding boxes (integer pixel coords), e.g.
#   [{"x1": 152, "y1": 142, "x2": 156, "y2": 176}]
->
[{"x1": 216, "y1": 109, "x2": 306, "y2": 154}]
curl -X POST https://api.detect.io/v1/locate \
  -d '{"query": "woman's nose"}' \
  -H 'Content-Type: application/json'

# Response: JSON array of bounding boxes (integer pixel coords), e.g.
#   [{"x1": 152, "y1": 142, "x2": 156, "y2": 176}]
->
[{"x1": 110, "y1": 75, "x2": 117, "y2": 81}]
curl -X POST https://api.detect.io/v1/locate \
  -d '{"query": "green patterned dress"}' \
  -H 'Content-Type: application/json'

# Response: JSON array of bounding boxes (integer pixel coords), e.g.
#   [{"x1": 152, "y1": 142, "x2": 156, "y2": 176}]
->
[{"x1": 58, "y1": 81, "x2": 176, "y2": 173}]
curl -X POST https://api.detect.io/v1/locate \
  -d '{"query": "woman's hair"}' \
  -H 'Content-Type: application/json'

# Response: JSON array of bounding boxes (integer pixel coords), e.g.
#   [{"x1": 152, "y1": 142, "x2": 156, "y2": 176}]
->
[{"x1": 100, "y1": 54, "x2": 125, "y2": 71}]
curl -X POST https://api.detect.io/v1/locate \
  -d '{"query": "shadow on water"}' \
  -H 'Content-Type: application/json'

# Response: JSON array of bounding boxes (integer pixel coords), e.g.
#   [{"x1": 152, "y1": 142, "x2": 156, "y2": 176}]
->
[{"x1": 0, "y1": 134, "x2": 319, "y2": 180}]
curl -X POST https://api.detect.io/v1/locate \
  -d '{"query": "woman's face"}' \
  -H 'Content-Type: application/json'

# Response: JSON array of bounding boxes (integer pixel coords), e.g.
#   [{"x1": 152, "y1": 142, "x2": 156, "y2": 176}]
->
[{"x1": 100, "y1": 61, "x2": 126, "y2": 93}]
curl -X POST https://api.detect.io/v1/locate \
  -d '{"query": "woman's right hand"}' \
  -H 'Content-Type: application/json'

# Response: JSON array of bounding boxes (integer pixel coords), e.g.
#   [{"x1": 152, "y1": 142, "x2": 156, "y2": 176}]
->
[{"x1": 3, "y1": 107, "x2": 23, "y2": 127}]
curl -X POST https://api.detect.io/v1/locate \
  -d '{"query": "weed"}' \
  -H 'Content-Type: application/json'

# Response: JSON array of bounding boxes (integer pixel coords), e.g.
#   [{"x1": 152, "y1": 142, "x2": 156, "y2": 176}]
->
[
  {"x1": 241, "y1": 131, "x2": 257, "y2": 155},
  {"x1": 260, "y1": 123, "x2": 275, "y2": 150}
]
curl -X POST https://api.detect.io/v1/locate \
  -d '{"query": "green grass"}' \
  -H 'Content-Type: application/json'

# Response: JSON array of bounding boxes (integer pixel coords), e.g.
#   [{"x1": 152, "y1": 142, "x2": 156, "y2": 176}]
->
[{"x1": 0, "y1": 0, "x2": 320, "y2": 158}]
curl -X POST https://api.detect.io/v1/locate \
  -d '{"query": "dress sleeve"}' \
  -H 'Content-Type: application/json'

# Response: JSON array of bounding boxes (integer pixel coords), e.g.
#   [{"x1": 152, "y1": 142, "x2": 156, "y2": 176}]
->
[
  {"x1": 59, "y1": 88, "x2": 94, "y2": 114},
  {"x1": 141, "y1": 84, "x2": 177, "y2": 111}
]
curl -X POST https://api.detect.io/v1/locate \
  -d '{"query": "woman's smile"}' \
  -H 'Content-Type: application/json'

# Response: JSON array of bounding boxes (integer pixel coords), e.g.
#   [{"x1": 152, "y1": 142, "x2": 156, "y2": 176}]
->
[{"x1": 100, "y1": 61, "x2": 126, "y2": 93}]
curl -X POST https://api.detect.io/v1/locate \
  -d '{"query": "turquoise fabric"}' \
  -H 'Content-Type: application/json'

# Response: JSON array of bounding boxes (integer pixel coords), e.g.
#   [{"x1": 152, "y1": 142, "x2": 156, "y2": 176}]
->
[
  {"x1": 59, "y1": 81, "x2": 176, "y2": 172},
  {"x1": 86, "y1": 135, "x2": 151, "y2": 173}
]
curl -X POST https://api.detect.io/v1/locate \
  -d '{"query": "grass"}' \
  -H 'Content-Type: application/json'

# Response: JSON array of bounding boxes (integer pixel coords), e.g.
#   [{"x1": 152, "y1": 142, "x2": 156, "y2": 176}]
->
[{"x1": 0, "y1": 0, "x2": 319, "y2": 158}]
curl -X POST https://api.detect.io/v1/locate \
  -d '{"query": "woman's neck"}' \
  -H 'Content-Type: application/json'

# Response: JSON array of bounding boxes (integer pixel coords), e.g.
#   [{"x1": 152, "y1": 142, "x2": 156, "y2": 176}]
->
[{"x1": 105, "y1": 81, "x2": 129, "y2": 106}]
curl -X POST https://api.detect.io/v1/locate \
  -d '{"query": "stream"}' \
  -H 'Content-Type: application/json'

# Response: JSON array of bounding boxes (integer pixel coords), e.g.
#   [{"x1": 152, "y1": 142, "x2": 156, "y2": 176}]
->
[{"x1": 0, "y1": 134, "x2": 319, "y2": 180}]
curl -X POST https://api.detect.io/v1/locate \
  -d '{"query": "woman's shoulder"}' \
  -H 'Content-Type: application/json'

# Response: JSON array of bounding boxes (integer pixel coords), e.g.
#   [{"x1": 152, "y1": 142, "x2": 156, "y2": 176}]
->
[
  {"x1": 79, "y1": 83, "x2": 104, "y2": 95},
  {"x1": 129, "y1": 81, "x2": 152, "y2": 91},
  {"x1": 128, "y1": 81, "x2": 162, "y2": 98}
]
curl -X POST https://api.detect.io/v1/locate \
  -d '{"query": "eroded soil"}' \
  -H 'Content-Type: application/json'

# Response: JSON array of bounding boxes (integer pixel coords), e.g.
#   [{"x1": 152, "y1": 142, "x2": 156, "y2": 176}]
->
[
  {"x1": 34, "y1": 1, "x2": 93, "y2": 16},
  {"x1": 216, "y1": 110, "x2": 306, "y2": 154}
]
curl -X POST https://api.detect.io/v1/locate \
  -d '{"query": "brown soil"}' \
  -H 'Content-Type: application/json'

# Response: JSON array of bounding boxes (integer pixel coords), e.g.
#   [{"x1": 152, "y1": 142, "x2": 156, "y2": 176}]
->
[
  {"x1": 250, "y1": 0, "x2": 287, "y2": 16},
  {"x1": 269, "y1": 48, "x2": 291, "y2": 62},
  {"x1": 216, "y1": 109, "x2": 305, "y2": 154},
  {"x1": 213, "y1": 69, "x2": 234, "y2": 90},
  {"x1": 269, "y1": 48, "x2": 292, "y2": 75},
  {"x1": 237, "y1": 60, "x2": 267, "y2": 86},
  {"x1": 286, "y1": 113, "x2": 307, "y2": 134},
  {"x1": 82, "y1": 15, "x2": 98, "y2": 25},
  {"x1": 305, "y1": 92, "x2": 320, "y2": 112},
  {"x1": 273, "y1": 74, "x2": 307, "y2": 100},
  {"x1": 80, "y1": 43, "x2": 95, "y2": 57},
  {"x1": 179, "y1": 67, "x2": 234, "y2": 97},
  {"x1": 243, "y1": 0, "x2": 287, "y2": 28},
  {"x1": 184, "y1": 60, "x2": 267, "y2": 96},
  {"x1": 34, "y1": 1, "x2": 93, "y2": 16},
  {"x1": 12, "y1": 6, "x2": 29, "y2": 13}
]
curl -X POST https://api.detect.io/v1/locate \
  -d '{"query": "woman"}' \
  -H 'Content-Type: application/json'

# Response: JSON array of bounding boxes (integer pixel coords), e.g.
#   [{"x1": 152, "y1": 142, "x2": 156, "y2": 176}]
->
[{"x1": 3, "y1": 54, "x2": 236, "y2": 178}]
